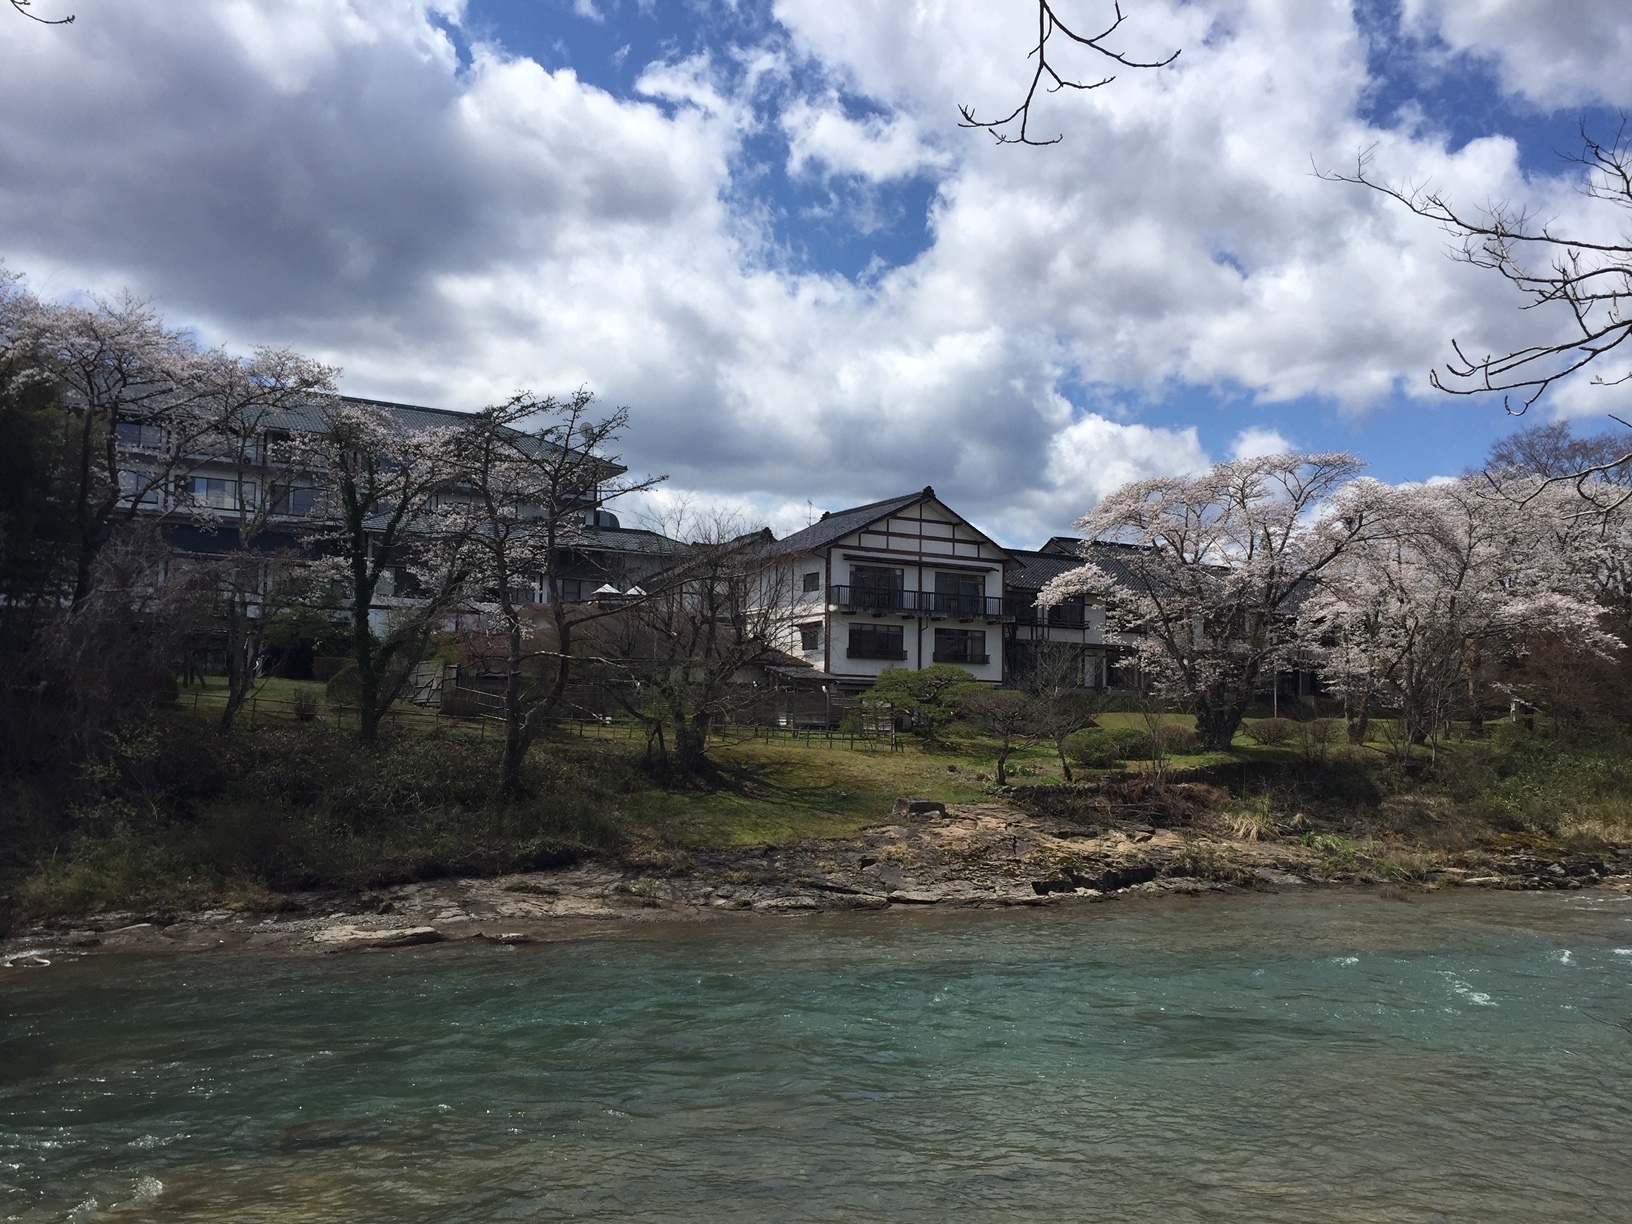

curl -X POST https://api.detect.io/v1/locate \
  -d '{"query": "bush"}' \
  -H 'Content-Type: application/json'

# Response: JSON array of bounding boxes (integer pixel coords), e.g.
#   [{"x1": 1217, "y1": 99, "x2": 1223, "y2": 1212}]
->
[
  {"x1": 324, "y1": 663, "x2": 361, "y2": 708},
  {"x1": 291, "y1": 691, "x2": 319, "y2": 723},
  {"x1": 1245, "y1": 717, "x2": 1295, "y2": 746},
  {"x1": 312, "y1": 656, "x2": 350, "y2": 682},
  {"x1": 1065, "y1": 726, "x2": 1156, "y2": 767},
  {"x1": 1155, "y1": 723, "x2": 1199, "y2": 755}
]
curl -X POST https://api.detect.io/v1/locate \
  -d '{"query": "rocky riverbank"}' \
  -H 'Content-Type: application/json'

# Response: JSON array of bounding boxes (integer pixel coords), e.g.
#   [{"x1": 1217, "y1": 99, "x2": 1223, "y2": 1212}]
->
[{"x1": 5, "y1": 796, "x2": 1629, "y2": 964}]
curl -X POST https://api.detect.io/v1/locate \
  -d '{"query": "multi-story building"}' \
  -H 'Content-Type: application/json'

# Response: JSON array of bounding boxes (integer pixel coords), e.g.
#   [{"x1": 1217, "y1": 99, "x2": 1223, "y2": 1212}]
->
[
  {"x1": 1002, "y1": 536, "x2": 1146, "y2": 691},
  {"x1": 764, "y1": 487, "x2": 1016, "y2": 692}
]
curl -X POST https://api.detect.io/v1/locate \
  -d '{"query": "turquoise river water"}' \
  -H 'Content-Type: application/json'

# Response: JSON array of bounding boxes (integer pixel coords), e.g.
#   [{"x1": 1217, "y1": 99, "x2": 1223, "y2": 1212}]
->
[{"x1": 3, "y1": 891, "x2": 1632, "y2": 1222}]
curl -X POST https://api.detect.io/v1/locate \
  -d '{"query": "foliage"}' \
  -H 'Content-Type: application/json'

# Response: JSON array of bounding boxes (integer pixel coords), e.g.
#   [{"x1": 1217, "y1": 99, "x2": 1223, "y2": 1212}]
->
[{"x1": 864, "y1": 665, "x2": 978, "y2": 743}]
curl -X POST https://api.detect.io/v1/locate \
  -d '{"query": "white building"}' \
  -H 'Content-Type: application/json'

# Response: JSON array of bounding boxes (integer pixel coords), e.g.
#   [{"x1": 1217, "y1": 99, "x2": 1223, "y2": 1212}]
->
[{"x1": 765, "y1": 487, "x2": 1016, "y2": 692}]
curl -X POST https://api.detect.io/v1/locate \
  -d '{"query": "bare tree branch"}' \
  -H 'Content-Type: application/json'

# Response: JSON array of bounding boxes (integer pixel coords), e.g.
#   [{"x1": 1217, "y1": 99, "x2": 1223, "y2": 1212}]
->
[
  {"x1": 959, "y1": 1, "x2": 1177, "y2": 146},
  {"x1": 1321, "y1": 121, "x2": 1632, "y2": 421},
  {"x1": 10, "y1": 0, "x2": 73, "y2": 24}
]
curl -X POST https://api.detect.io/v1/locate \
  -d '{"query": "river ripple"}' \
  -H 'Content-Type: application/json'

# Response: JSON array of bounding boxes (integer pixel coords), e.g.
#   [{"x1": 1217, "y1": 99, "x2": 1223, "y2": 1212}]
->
[{"x1": 3, "y1": 890, "x2": 1631, "y2": 1222}]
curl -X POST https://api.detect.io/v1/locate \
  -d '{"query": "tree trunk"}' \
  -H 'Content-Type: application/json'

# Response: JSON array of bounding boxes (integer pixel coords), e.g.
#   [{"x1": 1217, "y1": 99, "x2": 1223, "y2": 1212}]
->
[
  {"x1": 1055, "y1": 736, "x2": 1074, "y2": 782},
  {"x1": 353, "y1": 601, "x2": 382, "y2": 744},
  {"x1": 499, "y1": 614, "x2": 526, "y2": 796},
  {"x1": 1195, "y1": 702, "x2": 1245, "y2": 753},
  {"x1": 1345, "y1": 695, "x2": 1371, "y2": 745}
]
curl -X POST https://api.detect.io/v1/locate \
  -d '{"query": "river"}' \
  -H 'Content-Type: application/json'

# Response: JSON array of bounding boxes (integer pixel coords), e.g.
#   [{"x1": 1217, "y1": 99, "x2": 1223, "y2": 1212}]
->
[{"x1": 4, "y1": 890, "x2": 1630, "y2": 1221}]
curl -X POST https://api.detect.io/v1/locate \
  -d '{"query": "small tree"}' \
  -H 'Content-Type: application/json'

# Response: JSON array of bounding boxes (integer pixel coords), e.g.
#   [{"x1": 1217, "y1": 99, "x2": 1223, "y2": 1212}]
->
[
  {"x1": 863, "y1": 665, "x2": 979, "y2": 746},
  {"x1": 590, "y1": 515, "x2": 791, "y2": 782},
  {"x1": 453, "y1": 391, "x2": 663, "y2": 795},
  {"x1": 958, "y1": 687, "x2": 1045, "y2": 785},
  {"x1": 190, "y1": 347, "x2": 338, "y2": 732},
  {"x1": 1016, "y1": 640, "x2": 1104, "y2": 781},
  {"x1": 1042, "y1": 453, "x2": 1389, "y2": 751},
  {"x1": 301, "y1": 403, "x2": 471, "y2": 743}
]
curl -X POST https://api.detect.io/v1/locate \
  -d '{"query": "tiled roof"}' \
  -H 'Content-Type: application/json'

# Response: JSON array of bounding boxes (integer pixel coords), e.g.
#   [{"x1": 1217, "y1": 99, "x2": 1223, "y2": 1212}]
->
[
  {"x1": 1010, "y1": 540, "x2": 1150, "y2": 593},
  {"x1": 764, "y1": 489, "x2": 930, "y2": 556}
]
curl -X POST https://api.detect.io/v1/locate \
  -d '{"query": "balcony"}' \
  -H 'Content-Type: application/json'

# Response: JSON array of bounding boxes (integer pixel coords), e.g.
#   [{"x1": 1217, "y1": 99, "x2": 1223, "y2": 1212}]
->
[
  {"x1": 932, "y1": 652, "x2": 990, "y2": 665},
  {"x1": 828, "y1": 586, "x2": 1009, "y2": 620},
  {"x1": 846, "y1": 646, "x2": 908, "y2": 661},
  {"x1": 1005, "y1": 595, "x2": 1087, "y2": 628}
]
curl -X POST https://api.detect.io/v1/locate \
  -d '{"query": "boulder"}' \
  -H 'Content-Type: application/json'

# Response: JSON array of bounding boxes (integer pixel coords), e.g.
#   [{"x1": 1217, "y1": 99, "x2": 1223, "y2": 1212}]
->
[
  {"x1": 312, "y1": 924, "x2": 445, "y2": 951},
  {"x1": 892, "y1": 797, "x2": 948, "y2": 820}
]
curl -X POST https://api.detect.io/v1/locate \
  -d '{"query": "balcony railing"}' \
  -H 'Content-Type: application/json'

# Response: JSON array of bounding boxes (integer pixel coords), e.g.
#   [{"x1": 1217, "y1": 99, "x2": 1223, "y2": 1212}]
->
[
  {"x1": 846, "y1": 646, "x2": 908, "y2": 661},
  {"x1": 828, "y1": 586, "x2": 1009, "y2": 620},
  {"x1": 1005, "y1": 596, "x2": 1087, "y2": 628},
  {"x1": 932, "y1": 652, "x2": 990, "y2": 665}
]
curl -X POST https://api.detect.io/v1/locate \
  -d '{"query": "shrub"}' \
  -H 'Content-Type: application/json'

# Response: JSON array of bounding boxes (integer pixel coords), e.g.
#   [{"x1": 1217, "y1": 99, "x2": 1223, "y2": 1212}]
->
[
  {"x1": 1155, "y1": 723, "x2": 1199, "y2": 755},
  {"x1": 324, "y1": 663, "x2": 361, "y2": 708},
  {"x1": 1065, "y1": 726, "x2": 1156, "y2": 767},
  {"x1": 312, "y1": 656, "x2": 350, "y2": 682},
  {"x1": 291, "y1": 691, "x2": 319, "y2": 723},
  {"x1": 1245, "y1": 717, "x2": 1295, "y2": 746}
]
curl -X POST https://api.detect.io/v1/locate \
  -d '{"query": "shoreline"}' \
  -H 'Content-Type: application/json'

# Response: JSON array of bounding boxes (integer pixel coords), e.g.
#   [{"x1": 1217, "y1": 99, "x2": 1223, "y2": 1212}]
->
[{"x1": 6, "y1": 800, "x2": 1629, "y2": 964}]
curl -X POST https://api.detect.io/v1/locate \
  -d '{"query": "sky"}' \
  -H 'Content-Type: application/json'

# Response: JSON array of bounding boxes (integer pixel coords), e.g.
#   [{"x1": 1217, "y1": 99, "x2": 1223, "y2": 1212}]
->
[{"x1": 2, "y1": 0, "x2": 1630, "y2": 543}]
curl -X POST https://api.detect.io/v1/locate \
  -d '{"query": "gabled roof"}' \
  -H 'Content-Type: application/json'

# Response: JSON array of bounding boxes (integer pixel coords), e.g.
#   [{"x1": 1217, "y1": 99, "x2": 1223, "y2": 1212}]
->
[{"x1": 764, "y1": 489, "x2": 930, "y2": 556}]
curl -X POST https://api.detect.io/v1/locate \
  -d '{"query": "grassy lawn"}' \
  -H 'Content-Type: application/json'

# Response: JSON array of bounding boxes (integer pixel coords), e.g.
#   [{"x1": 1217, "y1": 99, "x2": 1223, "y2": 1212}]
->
[{"x1": 619, "y1": 741, "x2": 999, "y2": 847}]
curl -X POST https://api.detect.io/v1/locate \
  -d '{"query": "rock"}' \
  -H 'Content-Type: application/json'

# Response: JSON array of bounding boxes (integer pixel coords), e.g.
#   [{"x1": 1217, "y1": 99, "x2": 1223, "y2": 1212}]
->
[
  {"x1": 888, "y1": 890, "x2": 943, "y2": 905},
  {"x1": 1254, "y1": 868, "x2": 1306, "y2": 887},
  {"x1": 892, "y1": 797, "x2": 948, "y2": 820},
  {"x1": 1031, "y1": 878, "x2": 1076, "y2": 896},
  {"x1": 312, "y1": 924, "x2": 445, "y2": 951},
  {"x1": 478, "y1": 931, "x2": 531, "y2": 944},
  {"x1": 753, "y1": 896, "x2": 820, "y2": 913}
]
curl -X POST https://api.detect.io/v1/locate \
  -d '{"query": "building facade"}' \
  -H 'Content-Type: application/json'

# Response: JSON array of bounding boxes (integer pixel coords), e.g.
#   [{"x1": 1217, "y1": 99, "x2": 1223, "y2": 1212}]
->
[{"x1": 766, "y1": 488, "x2": 1016, "y2": 692}]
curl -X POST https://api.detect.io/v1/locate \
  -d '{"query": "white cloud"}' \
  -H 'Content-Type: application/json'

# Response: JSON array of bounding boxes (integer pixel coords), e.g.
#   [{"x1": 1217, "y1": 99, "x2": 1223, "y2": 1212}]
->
[
  {"x1": 1402, "y1": 0, "x2": 1632, "y2": 109},
  {"x1": 1230, "y1": 426, "x2": 1291, "y2": 460},
  {"x1": 1, "y1": 0, "x2": 1624, "y2": 547},
  {"x1": 782, "y1": 97, "x2": 948, "y2": 182}
]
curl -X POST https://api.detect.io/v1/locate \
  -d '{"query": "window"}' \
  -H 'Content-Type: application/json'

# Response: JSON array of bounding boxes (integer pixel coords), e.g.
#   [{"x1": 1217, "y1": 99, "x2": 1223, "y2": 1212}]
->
[
  {"x1": 190, "y1": 477, "x2": 251, "y2": 510},
  {"x1": 557, "y1": 578, "x2": 587, "y2": 603},
  {"x1": 798, "y1": 622, "x2": 821, "y2": 652},
  {"x1": 270, "y1": 484, "x2": 317, "y2": 516},
  {"x1": 849, "y1": 565, "x2": 904, "y2": 612},
  {"x1": 117, "y1": 469, "x2": 161, "y2": 507},
  {"x1": 933, "y1": 628, "x2": 987, "y2": 665},
  {"x1": 115, "y1": 420, "x2": 165, "y2": 450},
  {"x1": 847, "y1": 622, "x2": 905, "y2": 661},
  {"x1": 934, "y1": 571, "x2": 985, "y2": 616},
  {"x1": 802, "y1": 571, "x2": 821, "y2": 594}
]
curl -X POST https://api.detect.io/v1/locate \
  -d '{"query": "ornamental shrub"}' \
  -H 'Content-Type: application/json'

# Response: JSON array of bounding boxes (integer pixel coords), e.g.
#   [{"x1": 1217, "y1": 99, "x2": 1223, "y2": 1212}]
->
[{"x1": 1245, "y1": 717, "x2": 1295, "y2": 746}]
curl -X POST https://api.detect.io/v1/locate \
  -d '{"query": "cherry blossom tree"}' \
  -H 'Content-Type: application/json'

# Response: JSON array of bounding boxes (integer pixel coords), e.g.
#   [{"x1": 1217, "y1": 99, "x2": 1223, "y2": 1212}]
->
[
  {"x1": 2, "y1": 285, "x2": 220, "y2": 606},
  {"x1": 187, "y1": 347, "x2": 338, "y2": 732},
  {"x1": 1040, "y1": 453, "x2": 1388, "y2": 751},
  {"x1": 1297, "y1": 477, "x2": 1619, "y2": 757},
  {"x1": 299, "y1": 403, "x2": 473, "y2": 743}
]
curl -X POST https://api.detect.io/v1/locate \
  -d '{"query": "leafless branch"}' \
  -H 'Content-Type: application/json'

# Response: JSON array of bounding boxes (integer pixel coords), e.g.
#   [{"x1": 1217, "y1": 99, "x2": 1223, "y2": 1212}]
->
[
  {"x1": 10, "y1": 0, "x2": 74, "y2": 24},
  {"x1": 959, "y1": 1, "x2": 1178, "y2": 146},
  {"x1": 1321, "y1": 120, "x2": 1632, "y2": 416}
]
